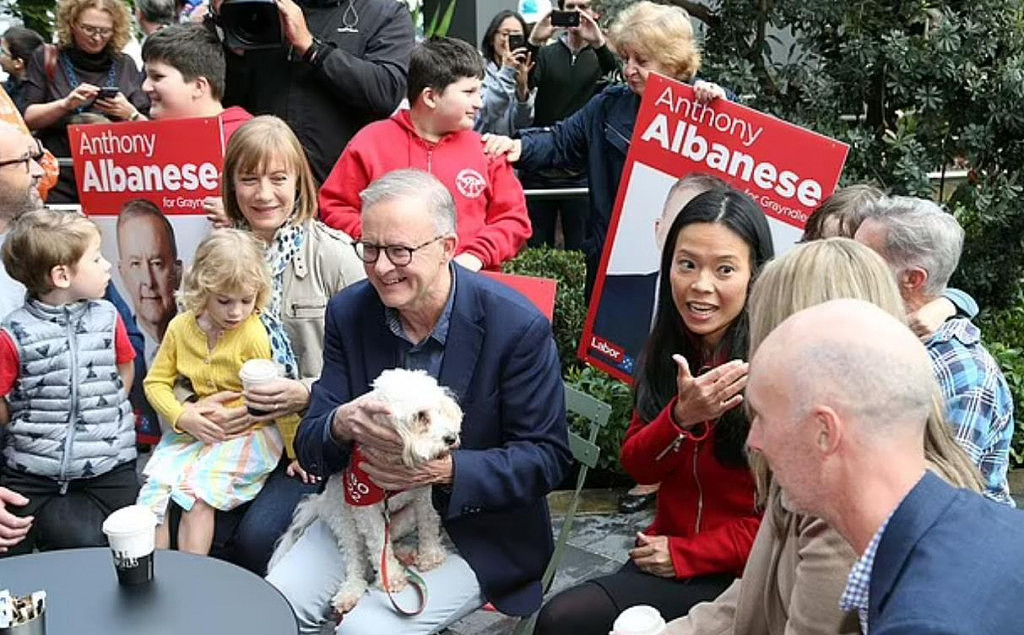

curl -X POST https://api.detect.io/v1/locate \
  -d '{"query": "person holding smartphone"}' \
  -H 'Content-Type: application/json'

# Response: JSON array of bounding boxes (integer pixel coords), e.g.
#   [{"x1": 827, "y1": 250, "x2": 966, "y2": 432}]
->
[
  {"x1": 475, "y1": 9, "x2": 535, "y2": 136},
  {"x1": 21, "y1": 0, "x2": 149, "y2": 203}
]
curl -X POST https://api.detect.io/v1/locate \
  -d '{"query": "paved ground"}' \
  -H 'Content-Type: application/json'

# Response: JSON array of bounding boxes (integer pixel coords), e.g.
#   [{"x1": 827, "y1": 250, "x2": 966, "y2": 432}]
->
[{"x1": 447, "y1": 488, "x2": 652, "y2": 634}]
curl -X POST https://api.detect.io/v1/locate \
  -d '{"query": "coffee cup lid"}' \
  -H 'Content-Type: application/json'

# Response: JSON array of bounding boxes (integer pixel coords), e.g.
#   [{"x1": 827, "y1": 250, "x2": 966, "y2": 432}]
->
[
  {"x1": 239, "y1": 358, "x2": 278, "y2": 380},
  {"x1": 611, "y1": 605, "x2": 666, "y2": 635},
  {"x1": 102, "y1": 505, "x2": 157, "y2": 536}
]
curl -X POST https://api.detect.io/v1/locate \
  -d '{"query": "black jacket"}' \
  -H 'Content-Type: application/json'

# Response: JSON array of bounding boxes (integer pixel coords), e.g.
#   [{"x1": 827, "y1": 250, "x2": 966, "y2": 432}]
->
[{"x1": 229, "y1": 0, "x2": 413, "y2": 183}]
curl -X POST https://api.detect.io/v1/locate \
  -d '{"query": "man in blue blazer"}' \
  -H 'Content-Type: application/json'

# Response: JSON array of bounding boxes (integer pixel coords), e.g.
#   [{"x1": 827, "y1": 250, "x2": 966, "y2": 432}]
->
[
  {"x1": 267, "y1": 169, "x2": 571, "y2": 634},
  {"x1": 746, "y1": 299, "x2": 1024, "y2": 635}
]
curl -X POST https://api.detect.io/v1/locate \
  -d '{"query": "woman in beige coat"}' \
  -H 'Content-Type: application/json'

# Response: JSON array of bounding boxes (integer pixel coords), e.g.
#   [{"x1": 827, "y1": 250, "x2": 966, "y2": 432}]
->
[
  {"x1": 173, "y1": 115, "x2": 365, "y2": 574},
  {"x1": 667, "y1": 238, "x2": 983, "y2": 635}
]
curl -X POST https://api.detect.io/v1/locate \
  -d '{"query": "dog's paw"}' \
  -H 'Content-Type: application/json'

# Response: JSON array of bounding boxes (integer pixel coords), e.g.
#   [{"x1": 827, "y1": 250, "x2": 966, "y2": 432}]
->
[
  {"x1": 378, "y1": 570, "x2": 409, "y2": 593},
  {"x1": 394, "y1": 544, "x2": 417, "y2": 567},
  {"x1": 331, "y1": 590, "x2": 362, "y2": 616},
  {"x1": 415, "y1": 545, "x2": 446, "y2": 572}
]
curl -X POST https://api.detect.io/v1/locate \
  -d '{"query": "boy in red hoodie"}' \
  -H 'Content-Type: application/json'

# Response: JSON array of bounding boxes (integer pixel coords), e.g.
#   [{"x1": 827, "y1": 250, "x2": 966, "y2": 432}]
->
[{"x1": 319, "y1": 37, "x2": 531, "y2": 271}]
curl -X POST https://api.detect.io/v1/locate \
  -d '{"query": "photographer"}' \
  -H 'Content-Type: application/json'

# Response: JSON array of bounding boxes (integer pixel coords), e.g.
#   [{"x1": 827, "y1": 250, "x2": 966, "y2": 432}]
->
[
  {"x1": 220, "y1": 0, "x2": 414, "y2": 183},
  {"x1": 475, "y1": 9, "x2": 534, "y2": 136},
  {"x1": 520, "y1": 0, "x2": 616, "y2": 251}
]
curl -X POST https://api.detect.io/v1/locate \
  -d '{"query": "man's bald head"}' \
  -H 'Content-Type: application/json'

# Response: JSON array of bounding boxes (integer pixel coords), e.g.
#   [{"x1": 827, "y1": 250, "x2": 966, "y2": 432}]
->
[{"x1": 753, "y1": 299, "x2": 935, "y2": 440}]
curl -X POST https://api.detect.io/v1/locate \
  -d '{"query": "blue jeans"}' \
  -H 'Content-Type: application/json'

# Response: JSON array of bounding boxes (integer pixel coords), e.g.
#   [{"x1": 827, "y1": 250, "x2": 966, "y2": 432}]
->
[{"x1": 225, "y1": 461, "x2": 321, "y2": 574}]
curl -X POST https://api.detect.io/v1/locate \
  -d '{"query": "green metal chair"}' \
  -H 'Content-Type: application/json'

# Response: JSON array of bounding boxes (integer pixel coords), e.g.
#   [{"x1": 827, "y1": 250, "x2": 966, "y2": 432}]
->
[{"x1": 512, "y1": 383, "x2": 612, "y2": 635}]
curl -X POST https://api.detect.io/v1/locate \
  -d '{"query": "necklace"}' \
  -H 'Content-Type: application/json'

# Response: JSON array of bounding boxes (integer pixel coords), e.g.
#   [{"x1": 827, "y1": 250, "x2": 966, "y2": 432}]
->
[{"x1": 338, "y1": 0, "x2": 358, "y2": 33}]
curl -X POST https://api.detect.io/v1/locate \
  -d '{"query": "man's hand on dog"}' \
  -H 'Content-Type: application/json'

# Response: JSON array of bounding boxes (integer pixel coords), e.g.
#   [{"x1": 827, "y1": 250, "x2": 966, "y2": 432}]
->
[
  {"x1": 359, "y1": 447, "x2": 454, "y2": 490},
  {"x1": 331, "y1": 397, "x2": 404, "y2": 453}
]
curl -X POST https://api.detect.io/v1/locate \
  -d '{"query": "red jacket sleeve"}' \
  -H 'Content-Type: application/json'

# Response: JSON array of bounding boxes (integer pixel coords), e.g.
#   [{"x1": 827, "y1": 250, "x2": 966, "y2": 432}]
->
[
  {"x1": 620, "y1": 399, "x2": 692, "y2": 484},
  {"x1": 0, "y1": 330, "x2": 19, "y2": 396},
  {"x1": 668, "y1": 515, "x2": 761, "y2": 579},
  {"x1": 463, "y1": 155, "x2": 532, "y2": 269},
  {"x1": 318, "y1": 144, "x2": 371, "y2": 238},
  {"x1": 114, "y1": 314, "x2": 136, "y2": 364}
]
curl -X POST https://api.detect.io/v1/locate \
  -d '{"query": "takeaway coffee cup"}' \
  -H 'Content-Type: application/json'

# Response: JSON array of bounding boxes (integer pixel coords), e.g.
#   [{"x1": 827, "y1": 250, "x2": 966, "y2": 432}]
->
[
  {"x1": 101, "y1": 505, "x2": 157, "y2": 585},
  {"x1": 610, "y1": 605, "x2": 667, "y2": 635},
  {"x1": 239, "y1": 359, "x2": 279, "y2": 416}
]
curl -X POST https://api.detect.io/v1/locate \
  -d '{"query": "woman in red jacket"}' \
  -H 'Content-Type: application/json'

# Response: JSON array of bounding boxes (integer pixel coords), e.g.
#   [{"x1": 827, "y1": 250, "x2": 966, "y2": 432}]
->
[{"x1": 535, "y1": 188, "x2": 774, "y2": 633}]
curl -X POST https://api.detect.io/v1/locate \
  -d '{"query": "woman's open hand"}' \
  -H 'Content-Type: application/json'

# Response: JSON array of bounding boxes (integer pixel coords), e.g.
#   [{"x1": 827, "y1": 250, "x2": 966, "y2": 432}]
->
[{"x1": 671, "y1": 355, "x2": 748, "y2": 429}]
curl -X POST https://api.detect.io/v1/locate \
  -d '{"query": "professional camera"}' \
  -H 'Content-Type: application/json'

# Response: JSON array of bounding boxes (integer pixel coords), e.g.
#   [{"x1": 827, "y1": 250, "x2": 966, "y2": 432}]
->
[{"x1": 218, "y1": 0, "x2": 283, "y2": 50}]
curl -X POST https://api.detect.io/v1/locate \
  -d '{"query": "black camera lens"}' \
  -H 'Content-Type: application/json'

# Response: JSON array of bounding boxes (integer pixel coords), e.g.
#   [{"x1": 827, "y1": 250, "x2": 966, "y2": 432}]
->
[{"x1": 220, "y1": 0, "x2": 283, "y2": 50}]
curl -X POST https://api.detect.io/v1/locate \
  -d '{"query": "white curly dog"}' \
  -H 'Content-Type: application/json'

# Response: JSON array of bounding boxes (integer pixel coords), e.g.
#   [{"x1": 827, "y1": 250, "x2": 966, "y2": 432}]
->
[{"x1": 268, "y1": 368, "x2": 463, "y2": 617}]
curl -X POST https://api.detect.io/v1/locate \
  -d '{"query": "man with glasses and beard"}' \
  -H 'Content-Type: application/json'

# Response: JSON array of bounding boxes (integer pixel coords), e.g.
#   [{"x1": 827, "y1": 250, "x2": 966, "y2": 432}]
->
[{"x1": 0, "y1": 121, "x2": 45, "y2": 319}]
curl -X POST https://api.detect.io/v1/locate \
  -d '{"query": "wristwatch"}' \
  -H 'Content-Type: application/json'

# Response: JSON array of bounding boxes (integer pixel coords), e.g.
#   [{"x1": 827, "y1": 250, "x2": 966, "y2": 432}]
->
[{"x1": 301, "y1": 37, "x2": 333, "y2": 68}]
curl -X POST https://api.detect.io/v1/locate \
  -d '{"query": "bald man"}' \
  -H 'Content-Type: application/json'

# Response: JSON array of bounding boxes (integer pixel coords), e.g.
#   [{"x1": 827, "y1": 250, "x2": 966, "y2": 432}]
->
[{"x1": 746, "y1": 299, "x2": 1024, "y2": 634}]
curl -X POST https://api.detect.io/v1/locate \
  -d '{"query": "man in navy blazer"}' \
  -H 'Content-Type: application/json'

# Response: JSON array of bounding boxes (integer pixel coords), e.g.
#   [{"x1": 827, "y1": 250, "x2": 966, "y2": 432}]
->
[
  {"x1": 267, "y1": 169, "x2": 571, "y2": 634},
  {"x1": 746, "y1": 299, "x2": 1024, "y2": 635}
]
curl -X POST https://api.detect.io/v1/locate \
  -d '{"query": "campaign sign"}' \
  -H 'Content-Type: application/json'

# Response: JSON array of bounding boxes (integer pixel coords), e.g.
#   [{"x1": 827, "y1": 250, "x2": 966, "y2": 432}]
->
[
  {"x1": 69, "y1": 117, "x2": 224, "y2": 216},
  {"x1": 69, "y1": 117, "x2": 226, "y2": 441},
  {"x1": 584, "y1": 74, "x2": 849, "y2": 383}
]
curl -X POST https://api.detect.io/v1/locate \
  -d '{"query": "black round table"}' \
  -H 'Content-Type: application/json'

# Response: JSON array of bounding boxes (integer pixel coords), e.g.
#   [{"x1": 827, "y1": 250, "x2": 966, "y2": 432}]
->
[{"x1": 0, "y1": 548, "x2": 298, "y2": 634}]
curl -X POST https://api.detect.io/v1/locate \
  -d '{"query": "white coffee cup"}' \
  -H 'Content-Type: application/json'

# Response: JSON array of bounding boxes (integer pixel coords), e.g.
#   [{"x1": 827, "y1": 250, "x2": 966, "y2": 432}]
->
[
  {"x1": 610, "y1": 605, "x2": 667, "y2": 635},
  {"x1": 102, "y1": 505, "x2": 157, "y2": 585},
  {"x1": 239, "y1": 359, "x2": 279, "y2": 415}
]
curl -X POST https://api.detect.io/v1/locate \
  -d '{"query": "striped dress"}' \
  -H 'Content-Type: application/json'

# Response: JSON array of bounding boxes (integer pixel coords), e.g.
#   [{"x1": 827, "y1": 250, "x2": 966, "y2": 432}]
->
[{"x1": 138, "y1": 311, "x2": 293, "y2": 521}]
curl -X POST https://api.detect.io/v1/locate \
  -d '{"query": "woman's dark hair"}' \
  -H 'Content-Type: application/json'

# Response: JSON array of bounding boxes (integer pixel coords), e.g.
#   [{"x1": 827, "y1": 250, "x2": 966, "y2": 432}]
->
[
  {"x1": 635, "y1": 188, "x2": 775, "y2": 467},
  {"x1": 3, "y1": 27, "x2": 45, "y2": 63},
  {"x1": 481, "y1": 10, "x2": 528, "y2": 66}
]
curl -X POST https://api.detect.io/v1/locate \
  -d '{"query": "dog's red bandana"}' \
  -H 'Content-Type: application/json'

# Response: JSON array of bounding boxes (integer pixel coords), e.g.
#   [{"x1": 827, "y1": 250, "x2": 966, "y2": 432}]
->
[{"x1": 344, "y1": 446, "x2": 388, "y2": 506}]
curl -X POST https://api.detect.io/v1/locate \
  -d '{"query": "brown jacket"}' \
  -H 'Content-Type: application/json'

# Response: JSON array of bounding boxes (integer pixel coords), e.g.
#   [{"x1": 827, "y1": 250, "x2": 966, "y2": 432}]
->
[
  {"x1": 281, "y1": 220, "x2": 365, "y2": 387},
  {"x1": 666, "y1": 487, "x2": 860, "y2": 635}
]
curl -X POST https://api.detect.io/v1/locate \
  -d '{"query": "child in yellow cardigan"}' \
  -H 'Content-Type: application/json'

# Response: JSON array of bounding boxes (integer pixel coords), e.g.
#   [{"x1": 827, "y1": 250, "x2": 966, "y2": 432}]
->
[{"x1": 139, "y1": 230, "x2": 295, "y2": 555}]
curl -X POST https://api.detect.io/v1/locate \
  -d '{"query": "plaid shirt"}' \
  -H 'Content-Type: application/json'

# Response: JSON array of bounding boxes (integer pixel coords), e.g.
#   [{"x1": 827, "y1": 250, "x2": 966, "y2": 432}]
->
[
  {"x1": 927, "y1": 318, "x2": 1015, "y2": 506},
  {"x1": 840, "y1": 513, "x2": 893, "y2": 635}
]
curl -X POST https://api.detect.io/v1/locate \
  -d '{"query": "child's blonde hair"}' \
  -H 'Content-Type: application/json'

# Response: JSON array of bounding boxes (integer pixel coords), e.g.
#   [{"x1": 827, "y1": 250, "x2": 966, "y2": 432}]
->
[
  {"x1": 178, "y1": 229, "x2": 271, "y2": 314},
  {"x1": 1, "y1": 209, "x2": 100, "y2": 298}
]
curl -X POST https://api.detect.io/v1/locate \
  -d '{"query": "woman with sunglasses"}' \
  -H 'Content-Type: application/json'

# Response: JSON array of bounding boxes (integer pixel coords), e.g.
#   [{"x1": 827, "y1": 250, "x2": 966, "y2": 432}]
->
[
  {"x1": 21, "y1": 0, "x2": 149, "y2": 203},
  {"x1": 171, "y1": 116, "x2": 364, "y2": 574}
]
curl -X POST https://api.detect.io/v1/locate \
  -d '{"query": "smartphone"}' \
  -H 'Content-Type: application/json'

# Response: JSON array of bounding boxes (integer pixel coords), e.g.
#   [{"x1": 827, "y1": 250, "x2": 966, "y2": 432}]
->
[
  {"x1": 97, "y1": 87, "x2": 121, "y2": 100},
  {"x1": 550, "y1": 10, "x2": 581, "y2": 27},
  {"x1": 508, "y1": 33, "x2": 526, "y2": 51}
]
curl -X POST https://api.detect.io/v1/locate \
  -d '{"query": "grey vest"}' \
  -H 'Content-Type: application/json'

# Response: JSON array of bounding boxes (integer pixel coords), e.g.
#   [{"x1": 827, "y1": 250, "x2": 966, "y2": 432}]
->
[{"x1": 3, "y1": 299, "x2": 136, "y2": 483}]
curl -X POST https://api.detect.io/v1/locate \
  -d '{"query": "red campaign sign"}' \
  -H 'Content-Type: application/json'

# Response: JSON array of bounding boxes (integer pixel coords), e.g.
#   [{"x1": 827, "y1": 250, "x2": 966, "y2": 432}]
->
[
  {"x1": 69, "y1": 117, "x2": 225, "y2": 216},
  {"x1": 582, "y1": 74, "x2": 849, "y2": 383}
]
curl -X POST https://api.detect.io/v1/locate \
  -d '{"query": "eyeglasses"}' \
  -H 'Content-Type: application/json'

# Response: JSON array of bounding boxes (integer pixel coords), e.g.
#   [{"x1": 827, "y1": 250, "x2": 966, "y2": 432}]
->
[
  {"x1": 353, "y1": 235, "x2": 445, "y2": 266},
  {"x1": 0, "y1": 140, "x2": 44, "y2": 173},
  {"x1": 563, "y1": 2, "x2": 589, "y2": 10},
  {"x1": 77, "y1": 24, "x2": 114, "y2": 38}
]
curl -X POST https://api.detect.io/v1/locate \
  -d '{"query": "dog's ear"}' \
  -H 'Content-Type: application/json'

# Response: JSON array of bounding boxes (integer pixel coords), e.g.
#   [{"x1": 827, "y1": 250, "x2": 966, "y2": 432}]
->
[{"x1": 439, "y1": 395, "x2": 464, "y2": 427}]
